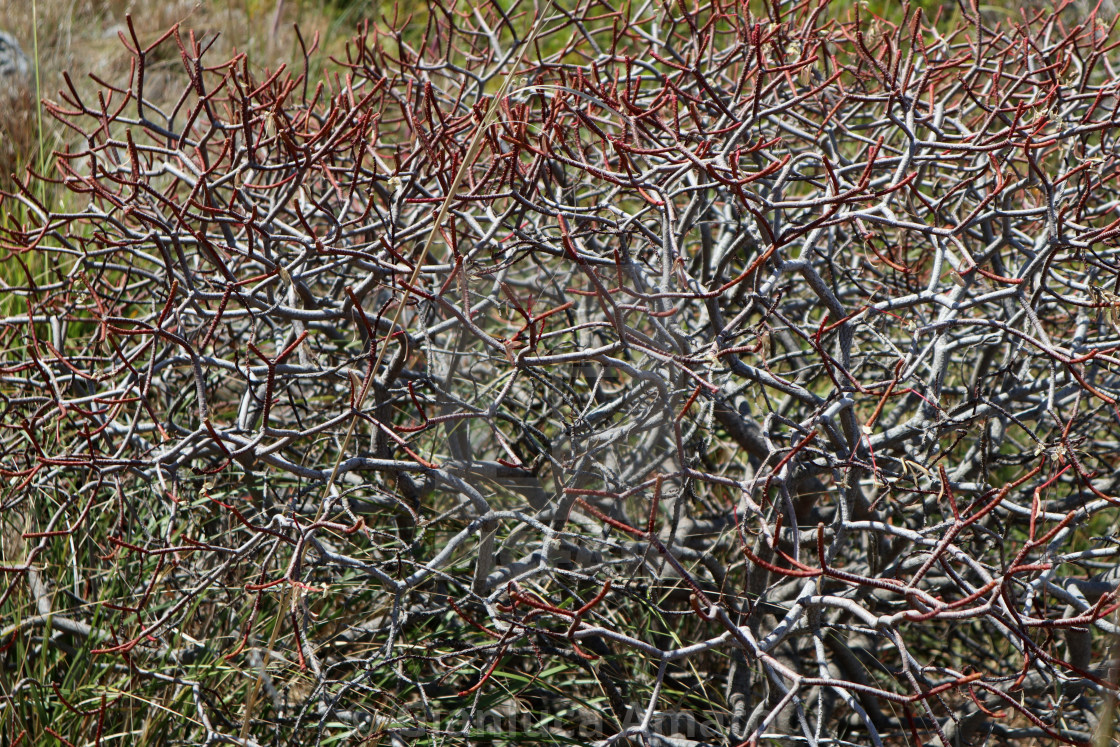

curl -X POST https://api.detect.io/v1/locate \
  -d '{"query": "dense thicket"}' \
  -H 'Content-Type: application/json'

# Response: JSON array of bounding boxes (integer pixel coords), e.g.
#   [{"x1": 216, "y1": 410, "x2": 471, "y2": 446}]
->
[{"x1": 2, "y1": 1, "x2": 1119, "y2": 744}]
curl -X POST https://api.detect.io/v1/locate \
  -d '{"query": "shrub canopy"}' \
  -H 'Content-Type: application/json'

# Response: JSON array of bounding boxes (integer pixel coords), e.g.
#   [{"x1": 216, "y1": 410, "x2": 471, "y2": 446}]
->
[{"x1": 2, "y1": 0, "x2": 1120, "y2": 745}]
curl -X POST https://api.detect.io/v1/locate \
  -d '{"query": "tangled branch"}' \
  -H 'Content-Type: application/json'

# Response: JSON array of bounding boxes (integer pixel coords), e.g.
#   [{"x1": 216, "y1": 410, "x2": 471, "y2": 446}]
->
[{"x1": 2, "y1": 1, "x2": 1120, "y2": 744}]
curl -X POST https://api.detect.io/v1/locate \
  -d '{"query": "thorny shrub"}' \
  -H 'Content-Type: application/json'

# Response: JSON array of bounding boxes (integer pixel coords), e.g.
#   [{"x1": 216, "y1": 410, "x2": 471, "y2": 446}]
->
[{"x1": 2, "y1": 0, "x2": 1120, "y2": 745}]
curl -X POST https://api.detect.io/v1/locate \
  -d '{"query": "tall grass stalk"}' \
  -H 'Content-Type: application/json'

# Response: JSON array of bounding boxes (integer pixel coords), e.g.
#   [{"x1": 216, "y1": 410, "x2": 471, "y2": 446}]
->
[{"x1": 31, "y1": 0, "x2": 44, "y2": 170}]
